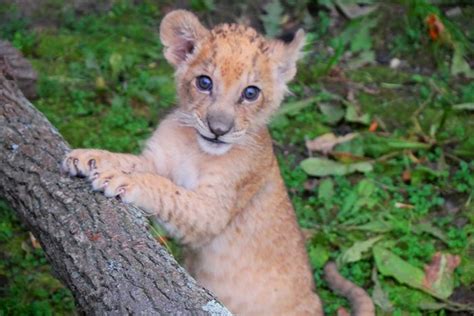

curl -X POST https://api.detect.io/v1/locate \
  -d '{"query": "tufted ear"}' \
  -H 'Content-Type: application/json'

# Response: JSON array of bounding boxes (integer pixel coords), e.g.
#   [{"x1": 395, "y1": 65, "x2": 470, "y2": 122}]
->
[
  {"x1": 270, "y1": 29, "x2": 306, "y2": 83},
  {"x1": 160, "y1": 10, "x2": 209, "y2": 67}
]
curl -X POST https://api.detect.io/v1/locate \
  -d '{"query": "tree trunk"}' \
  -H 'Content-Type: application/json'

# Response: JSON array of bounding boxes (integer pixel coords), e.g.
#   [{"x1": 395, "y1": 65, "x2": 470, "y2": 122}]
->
[{"x1": 0, "y1": 68, "x2": 230, "y2": 315}]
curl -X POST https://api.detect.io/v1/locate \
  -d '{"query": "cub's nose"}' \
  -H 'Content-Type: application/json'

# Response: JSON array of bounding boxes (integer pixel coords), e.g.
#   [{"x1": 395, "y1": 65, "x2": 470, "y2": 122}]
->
[{"x1": 207, "y1": 112, "x2": 234, "y2": 137}]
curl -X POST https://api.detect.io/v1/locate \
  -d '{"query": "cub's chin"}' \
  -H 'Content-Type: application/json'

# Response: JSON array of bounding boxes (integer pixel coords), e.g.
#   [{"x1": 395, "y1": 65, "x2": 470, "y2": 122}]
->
[{"x1": 197, "y1": 134, "x2": 233, "y2": 156}]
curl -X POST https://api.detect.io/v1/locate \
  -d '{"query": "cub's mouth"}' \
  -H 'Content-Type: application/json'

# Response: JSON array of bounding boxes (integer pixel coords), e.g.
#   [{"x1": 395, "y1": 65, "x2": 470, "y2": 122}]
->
[
  {"x1": 199, "y1": 133, "x2": 227, "y2": 145},
  {"x1": 196, "y1": 131, "x2": 233, "y2": 156}
]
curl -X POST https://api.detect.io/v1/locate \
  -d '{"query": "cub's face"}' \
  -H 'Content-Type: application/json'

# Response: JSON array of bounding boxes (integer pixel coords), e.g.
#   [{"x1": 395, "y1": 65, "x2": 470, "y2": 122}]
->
[{"x1": 160, "y1": 10, "x2": 305, "y2": 155}]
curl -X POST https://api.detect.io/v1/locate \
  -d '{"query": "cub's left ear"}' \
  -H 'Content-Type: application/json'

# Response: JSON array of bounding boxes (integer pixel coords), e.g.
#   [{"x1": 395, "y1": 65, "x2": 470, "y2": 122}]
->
[{"x1": 270, "y1": 29, "x2": 306, "y2": 83}]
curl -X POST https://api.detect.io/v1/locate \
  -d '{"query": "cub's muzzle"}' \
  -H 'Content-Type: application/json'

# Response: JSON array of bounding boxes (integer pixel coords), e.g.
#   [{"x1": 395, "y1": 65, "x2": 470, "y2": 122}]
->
[{"x1": 206, "y1": 112, "x2": 234, "y2": 137}]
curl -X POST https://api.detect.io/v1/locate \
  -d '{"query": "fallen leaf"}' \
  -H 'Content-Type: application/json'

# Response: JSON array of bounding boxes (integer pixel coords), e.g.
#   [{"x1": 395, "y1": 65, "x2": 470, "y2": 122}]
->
[
  {"x1": 374, "y1": 245, "x2": 427, "y2": 293},
  {"x1": 402, "y1": 169, "x2": 411, "y2": 182},
  {"x1": 274, "y1": 97, "x2": 318, "y2": 118},
  {"x1": 412, "y1": 222, "x2": 448, "y2": 243},
  {"x1": 339, "y1": 236, "x2": 383, "y2": 265},
  {"x1": 346, "y1": 50, "x2": 376, "y2": 70},
  {"x1": 336, "y1": 0, "x2": 378, "y2": 20},
  {"x1": 309, "y1": 244, "x2": 329, "y2": 269},
  {"x1": 373, "y1": 246, "x2": 460, "y2": 299},
  {"x1": 29, "y1": 232, "x2": 42, "y2": 249},
  {"x1": 372, "y1": 268, "x2": 394, "y2": 312},
  {"x1": 418, "y1": 301, "x2": 449, "y2": 311},
  {"x1": 331, "y1": 150, "x2": 366, "y2": 163},
  {"x1": 300, "y1": 157, "x2": 373, "y2": 176},
  {"x1": 318, "y1": 103, "x2": 345, "y2": 124},
  {"x1": 337, "y1": 133, "x2": 430, "y2": 158},
  {"x1": 423, "y1": 252, "x2": 461, "y2": 299},
  {"x1": 426, "y1": 14, "x2": 445, "y2": 41},
  {"x1": 306, "y1": 132, "x2": 357, "y2": 154},
  {"x1": 352, "y1": 219, "x2": 393, "y2": 233},
  {"x1": 451, "y1": 46, "x2": 474, "y2": 78},
  {"x1": 318, "y1": 178, "x2": 335, "y2": 200},
  {"x1": 345, "y1": 103, "x2": 371, "y2": 125},
  {"x1": 452, "y1": 103, "x2": 474, "y2": 111},
  {"x1": 394, "y1": 202, "x2": 414, "y2": 209},
  {"x1": 368, "y1": 120, "x2": 378, "y2": 132}
]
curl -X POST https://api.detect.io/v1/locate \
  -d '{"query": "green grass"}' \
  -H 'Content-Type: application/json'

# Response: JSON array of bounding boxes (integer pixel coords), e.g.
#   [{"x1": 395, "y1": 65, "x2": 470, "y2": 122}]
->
[{"x1": 1, "y1": 0, "x2": 473, "y2": 314}]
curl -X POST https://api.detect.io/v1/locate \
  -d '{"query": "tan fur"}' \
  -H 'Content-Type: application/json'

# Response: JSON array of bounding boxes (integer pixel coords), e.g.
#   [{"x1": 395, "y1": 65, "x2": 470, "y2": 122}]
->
[{"x1": 63, "y1": 10, "x2": 370, "y2": 315}]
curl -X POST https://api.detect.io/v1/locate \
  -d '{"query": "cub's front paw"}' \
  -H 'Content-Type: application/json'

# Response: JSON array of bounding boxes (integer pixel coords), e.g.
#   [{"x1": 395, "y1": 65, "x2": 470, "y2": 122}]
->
[
  {"x1": 91, "y1": 169, "x2": 139, "y2": 204},
  {"x1": 62, "y1": 149, "x2": 110, "y2": 177}
]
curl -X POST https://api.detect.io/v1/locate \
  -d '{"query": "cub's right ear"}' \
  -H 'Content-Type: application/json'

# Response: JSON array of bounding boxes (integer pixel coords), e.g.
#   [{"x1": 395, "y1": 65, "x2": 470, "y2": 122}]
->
[{"x1": 160, "y1": 10, "x2": 209, "y2": 67}]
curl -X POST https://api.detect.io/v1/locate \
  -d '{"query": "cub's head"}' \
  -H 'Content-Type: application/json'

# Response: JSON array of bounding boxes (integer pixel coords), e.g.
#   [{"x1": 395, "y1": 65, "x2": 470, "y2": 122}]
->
[{"x1": 160, "y1": 10, "x2": 305, "y2": 155}]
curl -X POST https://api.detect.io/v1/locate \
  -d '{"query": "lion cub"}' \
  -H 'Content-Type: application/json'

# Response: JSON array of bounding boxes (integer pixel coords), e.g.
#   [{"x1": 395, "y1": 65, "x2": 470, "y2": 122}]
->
[{"x1": 63, "y1": 10, "x2": 373, "y2": 315}]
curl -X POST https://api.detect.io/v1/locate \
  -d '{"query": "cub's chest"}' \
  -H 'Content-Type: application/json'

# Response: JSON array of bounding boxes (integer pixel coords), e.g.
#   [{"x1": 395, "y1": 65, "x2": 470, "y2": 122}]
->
[{"x1": 171, "y1": 156, "x2": 199, "y2": 190}]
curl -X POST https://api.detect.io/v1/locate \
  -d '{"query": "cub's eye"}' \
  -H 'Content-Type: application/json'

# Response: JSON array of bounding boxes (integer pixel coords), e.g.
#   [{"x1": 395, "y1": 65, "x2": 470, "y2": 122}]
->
[
  {"x1": 242, "y1": 86, "x2": 260, "y2": 102},
  {"x1": 196, "y1": 75, "x2": 213, "y2": 92}
]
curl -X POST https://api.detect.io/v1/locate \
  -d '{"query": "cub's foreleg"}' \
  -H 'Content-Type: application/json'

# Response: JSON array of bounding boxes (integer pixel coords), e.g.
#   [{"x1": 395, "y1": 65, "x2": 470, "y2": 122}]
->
[
  {"x1": 91, "y1": 171, "x2": 235, "y2": 247},
  {"x1": 62, "y1": 149, "x2": 154, "y2": 178}
]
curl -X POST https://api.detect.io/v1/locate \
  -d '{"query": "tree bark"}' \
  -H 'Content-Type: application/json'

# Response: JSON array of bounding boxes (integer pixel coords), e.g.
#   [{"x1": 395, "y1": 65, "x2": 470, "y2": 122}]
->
[{"x1": 0, "y1": 68, "x2": 230, "y2": 315}]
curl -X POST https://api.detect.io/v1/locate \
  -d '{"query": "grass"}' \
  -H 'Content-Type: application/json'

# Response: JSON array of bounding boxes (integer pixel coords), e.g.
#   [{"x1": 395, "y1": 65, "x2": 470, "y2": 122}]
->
[{"x1": 0, "y1": 0, "x2": 473, "y2": 314}]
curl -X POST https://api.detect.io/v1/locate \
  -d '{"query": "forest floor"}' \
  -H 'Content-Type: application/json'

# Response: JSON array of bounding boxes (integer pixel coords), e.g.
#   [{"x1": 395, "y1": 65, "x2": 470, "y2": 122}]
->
[{"x1": 0, "y1": 1, "x2": 473, "y2": 315}]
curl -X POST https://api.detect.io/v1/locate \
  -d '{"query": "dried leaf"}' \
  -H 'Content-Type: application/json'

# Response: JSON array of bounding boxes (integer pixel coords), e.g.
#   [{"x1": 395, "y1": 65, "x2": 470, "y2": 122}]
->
[
  {"x1": 394, "y1": 202, "x2": 414, "y2": 209},
  {"x1": 331, "y1": 152, "x2": 367, "y2": 163},
  {"x1": 336, "y1": 0, "x2": 378, "y2": 20},
  {"x1": 368, "y1": 120, "x2": 378, "y2": 132},
  {"x1": 402, "y1": 169, "x2": 411, "y2": 183},
  {"x1": 29, "y1": 232, "x2": 42, "y2": 249},
  {"x1": 423, "y1": 252, "x2": 460, "y2": 299},
  {"x1": 306, "y1": 133, "x2": 357, "y2": 154},
  {"x1": 426, "y1": 14, "x2": 445, "y2": 41}
]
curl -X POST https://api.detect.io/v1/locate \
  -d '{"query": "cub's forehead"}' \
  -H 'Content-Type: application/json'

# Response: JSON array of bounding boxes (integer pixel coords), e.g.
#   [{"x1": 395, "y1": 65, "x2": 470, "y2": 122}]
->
[
  {"x1": 210, "y1": 24, "x2": 269, "y2": 52},
  {"x1": 191, "y1": 24, "x2": 273, "y2": 86}
]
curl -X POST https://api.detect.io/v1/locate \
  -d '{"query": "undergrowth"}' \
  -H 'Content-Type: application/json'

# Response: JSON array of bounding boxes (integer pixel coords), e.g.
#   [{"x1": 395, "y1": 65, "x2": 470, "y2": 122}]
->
[{"x1": 0, "y1": 0, "x2": 473, "y2": 314}]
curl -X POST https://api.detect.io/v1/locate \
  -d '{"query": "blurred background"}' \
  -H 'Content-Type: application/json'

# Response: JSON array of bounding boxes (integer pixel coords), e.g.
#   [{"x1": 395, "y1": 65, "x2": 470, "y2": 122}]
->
[{"x1": 0, "y1": 0, "x2": 473, "y2": 314}]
